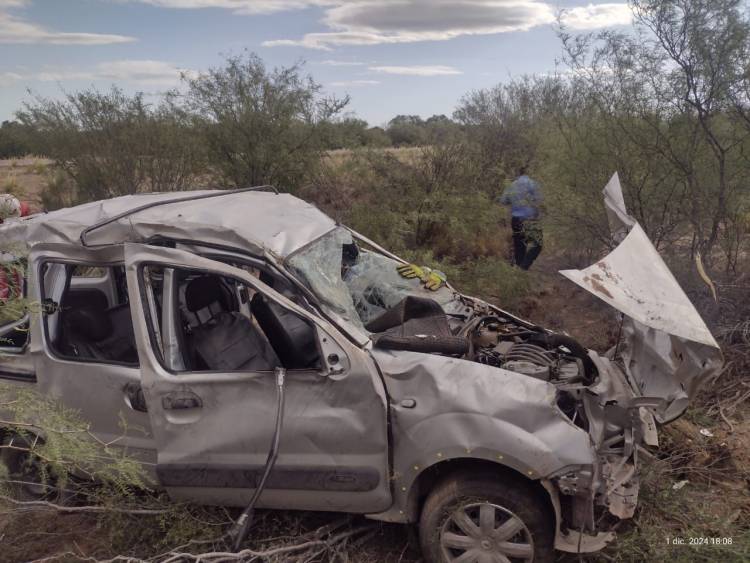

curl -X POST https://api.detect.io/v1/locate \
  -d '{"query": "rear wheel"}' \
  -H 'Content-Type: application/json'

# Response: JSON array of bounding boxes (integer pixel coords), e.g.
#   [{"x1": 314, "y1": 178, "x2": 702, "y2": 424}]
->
[{"x1": 419, "y1": 472, "x2": 554, "y2": 563}]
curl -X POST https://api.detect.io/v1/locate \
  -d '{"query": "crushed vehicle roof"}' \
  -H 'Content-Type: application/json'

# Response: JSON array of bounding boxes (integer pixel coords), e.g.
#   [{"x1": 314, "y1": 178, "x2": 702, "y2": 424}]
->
[{"x1": 0, "y1": 190, "x2": 336, "y2": 258}]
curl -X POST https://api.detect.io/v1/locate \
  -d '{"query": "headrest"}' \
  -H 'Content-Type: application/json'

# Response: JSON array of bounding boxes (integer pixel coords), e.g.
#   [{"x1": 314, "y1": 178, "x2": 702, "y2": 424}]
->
[
  {"x1": 185, "y1": 275, "x2": 228, "y2": 313},
  {"x1": 67, "y1": 306, "x2": 113, "y2": 342}
]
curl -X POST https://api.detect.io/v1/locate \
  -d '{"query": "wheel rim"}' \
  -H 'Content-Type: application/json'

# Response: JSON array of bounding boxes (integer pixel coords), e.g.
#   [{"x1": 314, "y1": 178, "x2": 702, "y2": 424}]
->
[{"x1": 440, "y1": 501, "x2": 535, "y2": 563}]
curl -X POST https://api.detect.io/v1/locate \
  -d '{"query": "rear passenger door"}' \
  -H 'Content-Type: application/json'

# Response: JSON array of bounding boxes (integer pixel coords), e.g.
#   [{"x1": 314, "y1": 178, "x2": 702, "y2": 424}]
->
[
  {"x1": 30, "y1": 247, "x2": 156, "y2": 478},
  {"x1": 124, "y1": 243, "x2": 392, "y2": 514}
]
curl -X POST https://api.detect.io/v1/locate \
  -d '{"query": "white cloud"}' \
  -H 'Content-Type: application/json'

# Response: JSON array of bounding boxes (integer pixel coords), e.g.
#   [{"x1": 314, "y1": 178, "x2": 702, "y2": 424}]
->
[
  {"x1": 261, "y1": 1, "x2": 633, "y2": 49},
  {"x1": 95, "y1": 60, "x2": 189, "y2": 84},
  {"x1": 0, "y1": 60, "x2": 189, "y2": 85},
  {"x1": 559, "y1": 3, "x2": 633, "y2": 30},
  {"x1": 0, "y1": 70, "x2": 23, "y2": 86},
  {"x1": 123, "y1": 0, "x2": 336, "y2": 15},
  {"x1": 0, "y1": 1, "x2": 135, "y2": 44},
  {"x1": 325, "y1": 1, "x2": 550, "y2": 34},
  {"x1": 370, "y1": 65, "x2": 462, "y2": 76},
  {"x1": 264, "y1": 0, "x2": 554, "y2": 49},
  {"x1": 329, "y1": 79, "x2": 379, "y2": 86},
  {"x1": 319, "y1": 59, "x2": 365, "y2": 66}
]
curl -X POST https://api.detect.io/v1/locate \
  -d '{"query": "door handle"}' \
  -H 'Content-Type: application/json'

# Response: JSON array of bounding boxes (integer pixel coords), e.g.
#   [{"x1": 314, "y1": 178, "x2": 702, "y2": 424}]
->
[
  {"x1": 162, "y1": 392, "x2": 203, "y2": 411},
  {"x1": 123, "y1": 382, "x2": 148, "y2": 413}
]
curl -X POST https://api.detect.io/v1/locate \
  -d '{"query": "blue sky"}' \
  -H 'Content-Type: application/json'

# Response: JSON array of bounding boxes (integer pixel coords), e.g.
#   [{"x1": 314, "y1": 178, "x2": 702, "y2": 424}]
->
[{"x1": 0, "y1": 1, "x2": 633, "y2": 126}]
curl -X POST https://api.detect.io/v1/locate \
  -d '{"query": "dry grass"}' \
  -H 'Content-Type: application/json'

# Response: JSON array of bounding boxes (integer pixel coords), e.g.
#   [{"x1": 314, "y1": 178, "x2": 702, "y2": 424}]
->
[
  {"x1": 0, "y1": 504, "x2": 422, "y2": 562},
  {"x1": 323, "y1": 146, "x2": 425, "y2": 169}
]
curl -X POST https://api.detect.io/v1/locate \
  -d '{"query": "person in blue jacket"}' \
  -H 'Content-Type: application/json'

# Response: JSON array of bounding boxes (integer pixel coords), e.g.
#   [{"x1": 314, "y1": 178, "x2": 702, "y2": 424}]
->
[{"x1": 499, "y1": 166, "x2": 543, "y2": 270}]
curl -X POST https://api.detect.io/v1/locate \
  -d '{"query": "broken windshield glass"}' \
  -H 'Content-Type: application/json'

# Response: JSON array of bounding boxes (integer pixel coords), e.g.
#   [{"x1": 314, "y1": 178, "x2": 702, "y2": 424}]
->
[{"x1": 287, "y1": 227, "x2": 460, "y2": 332}]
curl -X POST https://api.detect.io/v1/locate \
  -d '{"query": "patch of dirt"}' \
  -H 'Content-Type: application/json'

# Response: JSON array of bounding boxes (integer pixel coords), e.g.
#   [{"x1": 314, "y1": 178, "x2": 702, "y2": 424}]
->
[
  {"x1": 0, "y1": 507, "x2": 104, "y2": 562},
  {"x1": 518, "y1": 275, "x2": 620, "y2": 351},
  {"x1": 0, "y1": 505, "x2": 423, "y2": 562}
]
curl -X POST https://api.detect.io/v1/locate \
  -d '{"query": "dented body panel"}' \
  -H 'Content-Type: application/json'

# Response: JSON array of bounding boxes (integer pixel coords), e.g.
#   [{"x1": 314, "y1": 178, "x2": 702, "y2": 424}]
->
[
  {"x1": 123, "y1": 244, "x2": 393, "y2": 513},
  {"x1": 0, "y1": 177, "x2": 722, "y2": 556},
  {"x1": 0, "y1": 190, "x2": 336, "y2": 259},
  {"x1": 368, "y1": 349, "x2": 595, "y2": 517}
]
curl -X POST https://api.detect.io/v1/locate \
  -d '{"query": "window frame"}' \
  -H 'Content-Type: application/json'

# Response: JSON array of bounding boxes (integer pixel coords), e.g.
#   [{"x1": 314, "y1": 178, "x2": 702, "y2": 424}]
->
[
  {"x1": 138, "y1": 262, "x2": 327, "y2": 377},
  {"x1": 38, "y1": 259, "x2": 140, "y2": 368}
]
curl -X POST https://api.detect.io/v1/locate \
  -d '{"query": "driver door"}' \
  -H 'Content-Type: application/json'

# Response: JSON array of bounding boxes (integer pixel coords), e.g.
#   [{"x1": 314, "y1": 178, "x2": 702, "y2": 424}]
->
[{"x1": 124, "y1": 243, "x2": 391, "y2": 513}]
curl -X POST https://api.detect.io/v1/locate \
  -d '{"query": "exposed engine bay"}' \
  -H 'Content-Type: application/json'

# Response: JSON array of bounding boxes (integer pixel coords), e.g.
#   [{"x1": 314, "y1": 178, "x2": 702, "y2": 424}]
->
[
  {"x1": 364, "y1": 293, "x2": 601, "y2": 439},
  {"x1": 366, "y1": 294, "x2": 596, "y2": 393},
  {"x1": 461, "y1": 314, "x2": 596, "y2": 386}
]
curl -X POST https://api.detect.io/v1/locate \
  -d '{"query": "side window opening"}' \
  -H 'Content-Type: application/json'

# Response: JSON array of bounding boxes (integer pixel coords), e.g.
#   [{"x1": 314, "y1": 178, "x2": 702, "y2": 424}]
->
[
  {"x1": 144, "y1": 266, "x2": 321, "y2": 374},
  {"x1": 0, "y1": 251, "x2": 29, "y2": 351},
  {"x1": 42, "y1": 262, "x2": 139, "y2": 366},
  {"x1": 71, "y1": 265, "x2": 107, "y2": 278}
]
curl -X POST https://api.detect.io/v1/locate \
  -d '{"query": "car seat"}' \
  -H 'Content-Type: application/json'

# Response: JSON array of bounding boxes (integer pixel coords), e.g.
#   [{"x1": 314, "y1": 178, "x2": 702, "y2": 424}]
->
[
  {"x1": 64, "y1": 305, "x2": 139, "y2": 364},
  {"x1": 250, "y1": 292, "x2": 320, "y2": 370},
  {"x1": 184, "y1": 275, "x2": 280, "y2": 372}
]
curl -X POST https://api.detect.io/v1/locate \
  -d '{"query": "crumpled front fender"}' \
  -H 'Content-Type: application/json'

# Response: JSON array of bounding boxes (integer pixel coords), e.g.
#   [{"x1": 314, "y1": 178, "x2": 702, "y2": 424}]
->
[{"x1": 368, "y1": 349, "x2": 596, "y2": 522}]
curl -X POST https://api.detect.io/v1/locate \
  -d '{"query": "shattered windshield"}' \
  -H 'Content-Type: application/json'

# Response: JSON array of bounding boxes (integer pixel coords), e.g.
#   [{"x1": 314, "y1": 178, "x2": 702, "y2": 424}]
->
[{"x1": 287, "y1": 227, "x2": 459, "y2": 332}]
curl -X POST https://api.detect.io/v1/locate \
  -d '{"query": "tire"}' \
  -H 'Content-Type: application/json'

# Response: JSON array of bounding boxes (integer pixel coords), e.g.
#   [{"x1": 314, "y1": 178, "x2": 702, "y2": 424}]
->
[
  {"x1": 419, "y1": 471, "x2": 555, "y2": 563},
  {"x1": 0, "y1": 436, "x2": 69, "y2": 502}
]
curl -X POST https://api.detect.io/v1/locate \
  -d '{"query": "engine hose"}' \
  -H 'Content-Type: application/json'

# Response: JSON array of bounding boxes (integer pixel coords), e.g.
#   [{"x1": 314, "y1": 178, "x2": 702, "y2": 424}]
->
[
  {"x1": 528, "y1": 333, "x2": 598, "y2": 384},
  {"x1": 229, "y1": 366, "x2": 286, "y2": 551}
]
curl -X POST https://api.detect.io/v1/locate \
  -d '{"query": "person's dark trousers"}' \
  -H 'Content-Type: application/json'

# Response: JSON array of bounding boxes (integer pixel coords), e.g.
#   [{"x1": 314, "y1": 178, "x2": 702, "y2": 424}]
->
[
  {"x1": 511, "y1": 216, "x2": 527, "y2": 268},
  {"x1": 511, "y1": 217, "x2": 543, "y2": 270}
]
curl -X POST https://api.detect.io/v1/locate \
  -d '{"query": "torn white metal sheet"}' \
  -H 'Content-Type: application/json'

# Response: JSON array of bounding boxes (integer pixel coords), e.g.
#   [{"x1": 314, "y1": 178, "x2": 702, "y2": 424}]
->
[
  {"x1": 602, "y1": 171, "x2": 635, "y2": 241},
  {"x1": 561, "y1": 223, "x2": 717, "y2": 347},
  {"x1": 560, "y1": 173, "x2": 723, "y2": 422}
]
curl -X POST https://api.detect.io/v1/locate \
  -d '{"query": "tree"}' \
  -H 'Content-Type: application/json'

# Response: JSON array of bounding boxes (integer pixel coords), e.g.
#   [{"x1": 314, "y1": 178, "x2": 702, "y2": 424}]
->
[
  {"x1": 182, "y1": 52, "x2": 349, "y2": 190},
  {"x1": 386, "y1": 115, "x2": 427, "y2": 146},
  {"x1": 0, "y1": 121, "x2": 35, "y2": 159},
  {"x1": 320, "y1": 117, "x2": 371, "y2": 149},
  {"x1": 557, "y1": 0, "x2": 750, "y2": 268},
  {"x1": 454, "y1": 77, "x2": 562, "y2": 195},
  {"x1": 424, "y1": 114, "x2": 463, "y2": 144},
  {"x1": 17, "y1": 87, "x2": 204, "y2": 206},
  {"x1": 633, "y1": 0, "x2": 750, "y2": 264},
  {"x1": 362, "y1": 126, "x2": 392, "y2": 147}
]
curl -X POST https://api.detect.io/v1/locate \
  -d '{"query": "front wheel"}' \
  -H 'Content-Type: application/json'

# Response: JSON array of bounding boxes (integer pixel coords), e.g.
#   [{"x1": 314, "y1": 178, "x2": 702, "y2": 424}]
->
[
  {"x1": 0, "y1": 436, "x2": 69, "y2": 502},
  {"x1": 419, "y1": 472, "x2": 555, "y2": 563}
]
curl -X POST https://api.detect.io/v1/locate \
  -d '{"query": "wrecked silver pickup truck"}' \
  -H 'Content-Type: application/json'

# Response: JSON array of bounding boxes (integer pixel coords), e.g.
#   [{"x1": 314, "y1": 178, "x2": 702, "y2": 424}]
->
[{"x1": 0, "y1": 174, "x2": 721, "y2": 562}]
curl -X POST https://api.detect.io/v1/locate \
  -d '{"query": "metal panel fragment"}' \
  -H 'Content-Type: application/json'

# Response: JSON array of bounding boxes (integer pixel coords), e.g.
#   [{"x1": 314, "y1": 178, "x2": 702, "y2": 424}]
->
[{"x1": 559, "y1": 173, "x2": 722, "y2": 421}]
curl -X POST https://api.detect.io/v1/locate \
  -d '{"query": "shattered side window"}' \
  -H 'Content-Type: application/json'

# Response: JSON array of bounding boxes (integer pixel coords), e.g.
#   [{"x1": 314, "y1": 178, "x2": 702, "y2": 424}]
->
[{"x1": 287, "y1": 229, "x2": 364, "y2": 329}]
